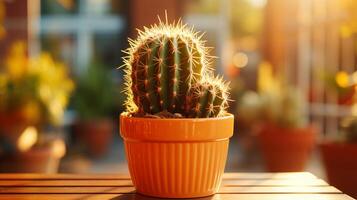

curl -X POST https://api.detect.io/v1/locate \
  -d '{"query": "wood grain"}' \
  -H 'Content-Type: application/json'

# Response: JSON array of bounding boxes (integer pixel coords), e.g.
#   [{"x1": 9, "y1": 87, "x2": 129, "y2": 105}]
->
[
  {"x1": 0, "y1": 172, "x2": 352, "y2": 200},
  {"x1": 0, "y1": 193, "x2": 353, "y2": 200},
  {"x1": 0, "y1": 186, "x2": 340, "y2": 194},
  {"x1": 0, "y1": 178, "x2": 328, "y2": 187},
  {"x1": 0, "y1": 172, "x2": 315, "y2": 180}
]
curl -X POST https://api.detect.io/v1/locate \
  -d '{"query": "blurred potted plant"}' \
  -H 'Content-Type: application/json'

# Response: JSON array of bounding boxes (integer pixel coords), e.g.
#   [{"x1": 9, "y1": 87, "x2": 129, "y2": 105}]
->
[
  {"x1": 72, "y1": 63, "x2": 118, "y2": 157},
  {"x1": 0, "y1": 41, "x2": 73, "y2": 173},
  {"x1": 258, "y1": 88, "x2": 316, "y2": 172},
  {"x1": 235, "y1": 91, "x2": 263, "y2": 166},
  {"x1": 119, "y1": 21, "x2": 233, "y2": 198},
  {"x1": 252, "y1": 62, "x2": 316, "y2": 172},
  {"x1": 320, "y1": 117, "x2": 357, "y2": 198}
]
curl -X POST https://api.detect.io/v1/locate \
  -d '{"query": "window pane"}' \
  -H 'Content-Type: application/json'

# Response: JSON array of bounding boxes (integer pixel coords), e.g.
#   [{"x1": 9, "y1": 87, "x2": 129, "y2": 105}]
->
[
  {"x1": 41, "y1": 0, "x2": 79, "y2": 15},
  {"x1": 83, "y1": 0, "x2": 127, "y2": 15},
  {"x1": 93, "y1": 33, "x2": 126, "y2": 69},
  {"x1": 40, "y1": 33, "x2": 77, "y2": 70}
]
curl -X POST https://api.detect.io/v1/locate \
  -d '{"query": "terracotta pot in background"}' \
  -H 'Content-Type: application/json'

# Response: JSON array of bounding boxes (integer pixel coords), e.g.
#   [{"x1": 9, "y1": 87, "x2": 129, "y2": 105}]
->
[
  {"x1": 320, "y1": 142, "x2": 357, "y2": 199},
  {"x1": 0, "y1": 111, "x2": 34, "y2": 145},
  {"x1": 0, "y1": 111, "x2": 64, "y2": 173},
  {"x1": 74, "y1": 119, "x2": 113, "y2": 157},
  {"x1": 120, "y1": 113, "x2": 234, "y2": 198},
  {"x1": 0, "y1": 139, "x2": 65, "y2": 173},
  {"x1": 258, "y1": 124, "x2": 316, "y2": 172}
]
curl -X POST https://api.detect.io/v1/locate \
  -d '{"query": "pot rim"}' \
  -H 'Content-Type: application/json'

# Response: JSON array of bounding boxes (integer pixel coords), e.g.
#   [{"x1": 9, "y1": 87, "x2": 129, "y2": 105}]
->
[
  {"x1": 120, "y1": 112, "x2": 234, "y2": 142},
  {"x1": 120, "y1": 112, "x2": 233, "y2": 121}
]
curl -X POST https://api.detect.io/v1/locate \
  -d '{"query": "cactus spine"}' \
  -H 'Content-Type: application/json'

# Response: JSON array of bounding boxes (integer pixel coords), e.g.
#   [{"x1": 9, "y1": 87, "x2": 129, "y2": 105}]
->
[
  {"x1": 186, "y1": 78, "x2": 229, "y2": 118},
  {"x1": 123, "y1": 20, "x2": 229, "y2": 118}
]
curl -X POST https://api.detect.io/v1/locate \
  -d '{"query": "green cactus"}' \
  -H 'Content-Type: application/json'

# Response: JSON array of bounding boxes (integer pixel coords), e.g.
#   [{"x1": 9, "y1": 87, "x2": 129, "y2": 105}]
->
[
  {"x1": 122, "y1": 20, "x2": 229, "y2": 118},
  {"x1": 186, "y1": 78, "x2": 229, "y2": 118}
]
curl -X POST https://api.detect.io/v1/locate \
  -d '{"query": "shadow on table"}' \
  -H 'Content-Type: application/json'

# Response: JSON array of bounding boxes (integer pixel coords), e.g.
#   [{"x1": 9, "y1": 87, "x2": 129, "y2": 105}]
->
[{"x1": 110, "y1": 193, "x2": 218, "y2": 200}]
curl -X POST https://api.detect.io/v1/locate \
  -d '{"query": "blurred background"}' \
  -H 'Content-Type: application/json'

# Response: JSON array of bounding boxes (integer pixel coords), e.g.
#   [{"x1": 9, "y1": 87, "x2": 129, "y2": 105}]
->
[{"x1": 1, "y1": 0, "x2": 357, "y2": 197}]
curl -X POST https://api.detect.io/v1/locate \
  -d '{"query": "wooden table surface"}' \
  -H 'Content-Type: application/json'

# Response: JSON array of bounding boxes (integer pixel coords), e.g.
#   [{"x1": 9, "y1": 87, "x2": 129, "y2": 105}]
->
[{"x1": 0, "y1": 172, "x2": 354, "y2": 200}]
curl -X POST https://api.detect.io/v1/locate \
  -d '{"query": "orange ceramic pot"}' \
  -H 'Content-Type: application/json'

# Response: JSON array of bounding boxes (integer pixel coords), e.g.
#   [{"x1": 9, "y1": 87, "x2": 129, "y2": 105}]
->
[
  {"x1": 258, "y1": 123, "x2": 316, "y2": 172},
  {"x1": 120, "y1": 113, "x2": 234, "y2": 198}
]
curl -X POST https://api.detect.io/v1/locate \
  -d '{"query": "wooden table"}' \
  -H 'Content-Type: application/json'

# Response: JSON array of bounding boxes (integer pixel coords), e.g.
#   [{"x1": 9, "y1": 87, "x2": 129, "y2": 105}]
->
[{"x1": 0, "y1": 172, "x2": 354, "y2": 200}]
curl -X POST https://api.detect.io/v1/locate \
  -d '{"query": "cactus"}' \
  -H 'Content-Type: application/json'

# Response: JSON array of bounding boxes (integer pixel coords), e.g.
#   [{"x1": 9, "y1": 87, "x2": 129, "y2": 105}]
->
[
  {"x1": 186, "y1": 77, "x2": 229, "y2": 118},
  {"x1": 122, "y1": 19, "x2": 229, "y2": 118}
]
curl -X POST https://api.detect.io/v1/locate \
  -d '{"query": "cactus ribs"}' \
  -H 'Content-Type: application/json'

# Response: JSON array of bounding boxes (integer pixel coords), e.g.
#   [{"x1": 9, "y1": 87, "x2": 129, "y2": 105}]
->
[{"x1": 122, "y1": 19, "x2": 229, "y2": 118}]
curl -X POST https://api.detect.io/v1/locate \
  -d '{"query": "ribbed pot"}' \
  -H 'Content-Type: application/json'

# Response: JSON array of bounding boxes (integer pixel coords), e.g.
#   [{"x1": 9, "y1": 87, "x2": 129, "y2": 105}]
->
[{"x1": 120, "y1": 113, "x2": 234, "y2": 198}]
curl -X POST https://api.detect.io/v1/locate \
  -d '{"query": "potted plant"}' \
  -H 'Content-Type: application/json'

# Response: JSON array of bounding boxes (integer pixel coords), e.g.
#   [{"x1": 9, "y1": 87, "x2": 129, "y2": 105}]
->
[
  {"x1": 119, "y1": 20, "x2": 233, "y2": 198},
  {"x1": 72, "y1": 63, "x2": 118, "y2": 157},
  {"x1": 257, "y1": 87, "x2": 316, "y2": 172},
  {"x1": 320, "y1": 117, "x2": 357, "y2": 198},
  {"x1": 0, "y1": 41, "x2": 73, "y2": 173}
]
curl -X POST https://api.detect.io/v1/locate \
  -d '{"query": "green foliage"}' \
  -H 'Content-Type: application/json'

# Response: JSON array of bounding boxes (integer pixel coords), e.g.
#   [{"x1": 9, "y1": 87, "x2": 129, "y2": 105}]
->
[
  {"x1": 0, "y1": 74, "x2": 39, "y2": 111},
  {"x1": 237, "y1": 86, "x2": 305, "y2": 129},
  {"x1": 72, "y1": 63, "x2": 118, "y2": 120},
  {"x1": 261, "y1": 87, "x2": 305, "y2": 128}
]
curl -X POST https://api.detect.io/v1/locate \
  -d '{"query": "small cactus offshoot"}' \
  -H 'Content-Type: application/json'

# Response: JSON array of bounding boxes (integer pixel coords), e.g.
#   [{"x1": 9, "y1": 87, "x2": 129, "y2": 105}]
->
[
  {"x1": 186, "y1": 77, "x2": 229, "y2": 118},
  {"x1": 122, "y1": 17, "x2": 229, "y2": 118}
]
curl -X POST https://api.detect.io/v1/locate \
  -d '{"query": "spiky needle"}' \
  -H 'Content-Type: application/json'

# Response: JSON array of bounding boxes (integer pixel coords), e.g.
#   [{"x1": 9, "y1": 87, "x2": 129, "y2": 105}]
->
[{"x1": 121, "y1": 16, "x2": 229, "y2": 118}]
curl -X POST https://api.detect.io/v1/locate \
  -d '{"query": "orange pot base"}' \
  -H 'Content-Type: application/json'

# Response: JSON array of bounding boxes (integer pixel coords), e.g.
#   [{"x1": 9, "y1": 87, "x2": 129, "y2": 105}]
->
[
  {"x1": 125, "y1": 140, "x2": 228, "y2": 198},
  {"x1": 120, "y1": 113, "x2": 234, "y2": 198}
]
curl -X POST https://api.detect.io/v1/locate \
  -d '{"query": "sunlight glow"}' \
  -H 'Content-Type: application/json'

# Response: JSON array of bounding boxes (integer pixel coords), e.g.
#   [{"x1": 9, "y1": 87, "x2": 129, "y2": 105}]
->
[
  {"x1": 352, "y1": 104, "x2": 357, "y2": 116},
  {"x1": 352, "y1": 71, "x2": 357, "y2": 83},
  {"x1": 17, "y1": 126, "x2": 38, "y2": 152},
  {"x1": 233, "y1": 52, "x2": 248, "y2": 68},
  {"x1": 249, "y1": 0, "x2": 267, "y2": 8},
  {"x1": 52, "y1": 138, "x2": 66, "y2": 158},
  {"x1": 336, "y1": 71, "x2": 349, "y2": 88}
]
